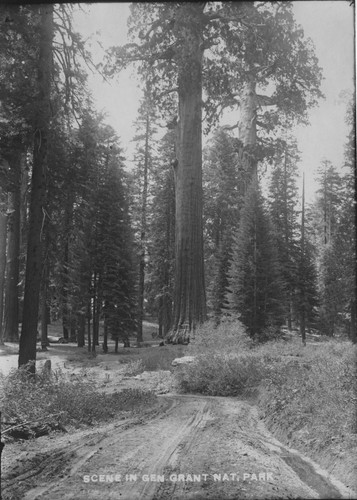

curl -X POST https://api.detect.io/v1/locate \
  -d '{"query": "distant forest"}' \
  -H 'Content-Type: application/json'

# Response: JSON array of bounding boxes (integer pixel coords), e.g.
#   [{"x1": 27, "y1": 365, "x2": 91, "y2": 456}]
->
[{"x1": 0, "y1": 3, "x2": 355, "y2": 371}]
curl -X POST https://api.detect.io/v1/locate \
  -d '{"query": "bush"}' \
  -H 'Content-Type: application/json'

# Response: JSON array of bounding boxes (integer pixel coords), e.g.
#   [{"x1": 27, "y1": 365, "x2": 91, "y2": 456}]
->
[
  {"x1": 188, "y1": 318, "x2": 253, "y2": 355},
  {"x1": 177, "y1": 351, "x2": 270, "y2": 396},
  {"x1": 0, "y1": 364, "x2": 157, "y2": 438}
]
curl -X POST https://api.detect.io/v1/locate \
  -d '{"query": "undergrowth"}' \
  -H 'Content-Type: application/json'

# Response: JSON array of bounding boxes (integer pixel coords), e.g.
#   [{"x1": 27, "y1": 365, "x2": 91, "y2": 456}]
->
[
  {"x1": 176, "y1": 318, "x2": 357, "y2": 488},
  {"x1": 0, "y1": 364, "x2": 156, "y2": 439}
]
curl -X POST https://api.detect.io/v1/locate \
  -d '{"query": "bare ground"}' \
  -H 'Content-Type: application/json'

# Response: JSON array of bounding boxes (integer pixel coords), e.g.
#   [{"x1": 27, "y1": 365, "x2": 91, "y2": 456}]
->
[{"x1": 1, "y1": 342, "x2": 356, "y2": 500}]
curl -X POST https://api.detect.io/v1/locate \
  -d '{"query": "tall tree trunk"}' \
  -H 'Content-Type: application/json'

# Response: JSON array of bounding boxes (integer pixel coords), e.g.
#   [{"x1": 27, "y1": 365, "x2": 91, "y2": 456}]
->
[
  {"x1": 61, "y1": 195, "x2": 73, "y2": 340},
  {"x1": 103, "y1": 309, "x2": 108, "y2": 353},
  {"x1": 94, "y1": 284, "x2": 101, "y2": 346},
  {"x1": 77, "y1": 312, "x2": 85, "y2": 347},
  {"x1": 40, "y1": 219, "x2": 50, "y2": 350},
  {"x1": 350, "y1": 297, "x2": 356, "y2": 344},
  {"x1": 87, "y1": 300, "x2": 91, "y2": 352},
  {"x1": 19, "y1": 4, "x2": 53, "y2": 371},
  {"x1": 170, "y1": 4, "x2": 207, "y2": 339},
  {"x1": 300, "y1": 173, "x2": 306, "y2": 346},
  {"x1": 62, "y1": 236, "x2": 69, "y2": 340},
  {"x1": 91, "y1": 272, "x2": 97, "y2": 352},
  {"x1": 0, "y1": 212, "x2": 7, "y2": 344},
  {"x1": 40, "y1": 263, "x2": 49, "y2": 351},
  {"x1": 238, "y1": 79, "x2": 258, "y2": 180},
  {"x1": 137, "y1": 113, "x2": 150, "y2": 345},
  {"x1": 4, "y1": 147, "x2": 22, "y2": 342}
]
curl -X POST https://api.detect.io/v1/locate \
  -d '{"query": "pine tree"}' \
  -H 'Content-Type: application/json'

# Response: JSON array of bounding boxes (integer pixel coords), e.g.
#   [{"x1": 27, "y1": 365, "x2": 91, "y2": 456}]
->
[
  {"x1": 131, "y1": 86, "x2": 158, "y2": 344},
  {"x1": 202, "y1": 128, "x2": 247, "y2": 321},
  {"x1": 146, "y1": 130, "x2": 176, "y2": 338},
  {"x1": 100, "y1": 158, "x2": 136, "y2": 352},
  {"x1": 315, "y1": 96, "x2": 356, "y2": 339},
  {"x1": 296, "y1": 174, "x2": 319, "y2": 343},
  {"x1": 312, "y1": 160, "x2": 345, "y2": 335},
  {"x1": 228, "y1": 180, "x2": 284, "y2": 340},
  {"x1": 268, "y1": 139, "x2": 301, "y2": 329}
]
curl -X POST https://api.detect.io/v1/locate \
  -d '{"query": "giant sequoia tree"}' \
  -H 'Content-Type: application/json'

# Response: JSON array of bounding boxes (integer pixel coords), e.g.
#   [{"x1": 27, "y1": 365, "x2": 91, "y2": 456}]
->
[
  {"x1": 105, "y1": 2, "x2": 323, "y2": 337},
  {"x1": 220, "y1": 2, "x2": 323, "y2": 180},
  {"x1": 105, "y1": 3, "x2": 244, "y2": 335}
]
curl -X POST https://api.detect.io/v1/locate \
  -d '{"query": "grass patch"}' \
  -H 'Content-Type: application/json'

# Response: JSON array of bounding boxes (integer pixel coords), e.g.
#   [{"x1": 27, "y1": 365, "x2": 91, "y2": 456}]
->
[
  {"x1": 0, "y1": 364, "x2": 157, "y2": 439},
  {"x1": 258, "y1": 341, "x2": 357, "y2": 445}
]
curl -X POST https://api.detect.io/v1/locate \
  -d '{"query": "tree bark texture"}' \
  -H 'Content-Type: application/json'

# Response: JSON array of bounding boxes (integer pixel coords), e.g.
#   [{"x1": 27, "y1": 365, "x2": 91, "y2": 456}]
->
[
  {"x1": 40, "y1": 225, "x2": 50, "y2": 350},
  {"x1": 0, "y1": 212, "x2": 7, "y2": 344},
  {"x1": 238, "y1": 79, "x2": 258, "y2": 180},
  {"x1": 4, "y1": 148, "x2": 22, "y2": 342},
  {"x1": 19, "y1": 5, "x2": 53, "y2": 370},
  {"x1": 171, "y1": 3, "x2": 207, "y2": 336}
]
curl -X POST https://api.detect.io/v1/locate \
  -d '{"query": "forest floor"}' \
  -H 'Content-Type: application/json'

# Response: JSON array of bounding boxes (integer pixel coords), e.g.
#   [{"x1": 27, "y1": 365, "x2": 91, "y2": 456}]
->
[{"x1": 0, "y1": 322, "x2": 356, "y2": 500}]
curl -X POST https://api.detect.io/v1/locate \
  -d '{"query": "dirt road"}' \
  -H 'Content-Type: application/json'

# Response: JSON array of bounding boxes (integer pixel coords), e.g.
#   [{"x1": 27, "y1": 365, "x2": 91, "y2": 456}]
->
[{"x1": 2, "y1": 393, "x2": 353, "y2": 500}]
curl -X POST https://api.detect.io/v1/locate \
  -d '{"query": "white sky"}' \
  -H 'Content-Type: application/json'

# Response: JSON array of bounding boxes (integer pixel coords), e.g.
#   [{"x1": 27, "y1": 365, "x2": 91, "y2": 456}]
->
[{"x1": 73, "y1": 2, "x2": 355, "y2": 202}]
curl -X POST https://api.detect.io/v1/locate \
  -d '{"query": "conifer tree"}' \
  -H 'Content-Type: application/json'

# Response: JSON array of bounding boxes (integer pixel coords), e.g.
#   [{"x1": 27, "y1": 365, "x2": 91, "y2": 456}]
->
[
  {"x1": 202, "y1": 128, "x2": 247, "y2": 321},
  {"x1": 228, "y1": 180, "x2": 284, "y2": 340},
  {"x1": 268, "y1": 139, "x2": 301, "y2": 329},
  {"x1": 146, "y1": 130, "x2": 176, "y2": 338},
  {"x1": 314, "y1": 96, "x2": 356, "y2": 339},
  {"x1": 131, "y1": 86, "x2": 158, "y2": 344},
  {"x1": 311, "y1": 160, "x2": 344, "y2": 335}
]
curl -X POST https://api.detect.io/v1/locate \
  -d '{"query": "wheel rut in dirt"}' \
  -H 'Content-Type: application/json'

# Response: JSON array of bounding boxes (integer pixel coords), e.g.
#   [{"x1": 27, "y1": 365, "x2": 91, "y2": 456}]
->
[{"x1": 3, "y1": 394, "x2": 355, "y2": 500}]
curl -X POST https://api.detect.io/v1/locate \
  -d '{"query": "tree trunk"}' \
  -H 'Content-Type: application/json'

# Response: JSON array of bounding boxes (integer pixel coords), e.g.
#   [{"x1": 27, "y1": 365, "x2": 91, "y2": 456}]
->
[
  {"x1": 87, "y1": 301, "x2": 91, "y2": 352},
  {"x1": 62, "y1": 238, "x2": 69, "y2": 341},
  {"x1": 0, "y1": 212, "x2": 7, "y2": 344},
  {"x1": 77, "y1": 312, "x2": 85, "y2": 347},
  {"x1": 170, "y1": 4, "x2": 207, "y2": 340},
  {"x1": 300, "y1": 172, "x2": 306, "y2": 346},
  {"x1": 61, "y1": 191, "x2": 74, "y2": 340},
  {"x1": 238, "y1": 79, "x2": 258, "y2": 180},
  {"x1": 4, "y1": 149, "x2": 22, "y2": 342},
  {"x1": 137, "y1": 112, "x2": 150, "y2": 345},
  {"x1": 350, "y1": 297, "x2": 356, "y2": 344},
  {"x1": 40, "y1": 218, "x2": 50, "y2": 350},
  {"x1": 103, "y1": 313, "x2": 108, "y2": 353},
  {"x1": 91, "y1": 273, "x2": 98, "y2": 352},
  {"x1": 94, "y1": 286, "x2": 100, "y2": 346},
  {"x1": 19, "y1": 4, "x2": 53, "y2": 371},
  {"x1": 70, "y1": 316, "x2": 76, "y2": 342},
  {"x1": 40, "y1": 279, "x2": 49, "y2": 351}
]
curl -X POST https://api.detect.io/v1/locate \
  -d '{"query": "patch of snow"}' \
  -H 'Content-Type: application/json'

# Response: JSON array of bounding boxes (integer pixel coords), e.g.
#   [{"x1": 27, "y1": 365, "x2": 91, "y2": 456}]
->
[{"x1": 171, "y1": 356, "x2": 196, "y2": 366}]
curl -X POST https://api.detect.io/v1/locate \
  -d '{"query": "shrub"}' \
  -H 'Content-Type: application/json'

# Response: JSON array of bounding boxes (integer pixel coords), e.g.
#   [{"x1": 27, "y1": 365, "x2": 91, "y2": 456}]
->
[
  {"x1": 177, "y1": 351, "x2": 270, "y2": 396},
  {"x1": 0, "y1": 364, "x2": 157, "y2": 438},
  {"x1": 188, "y1": 318, "x2": 252, "y2": 355}
]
